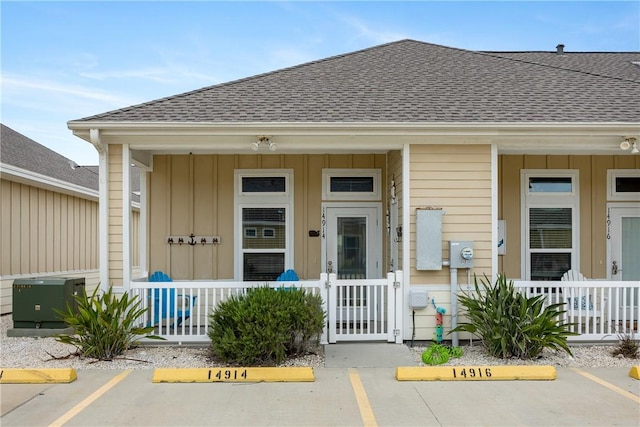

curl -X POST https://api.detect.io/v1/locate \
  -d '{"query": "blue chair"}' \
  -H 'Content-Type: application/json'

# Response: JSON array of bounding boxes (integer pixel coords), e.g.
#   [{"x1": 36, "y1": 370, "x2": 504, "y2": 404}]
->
[
  {"x1": 148, "y1": 271, "x2": 196, "y2": 327},
  {"x1": 275, "y1": 269, "x2": 299, "y2": 291}
]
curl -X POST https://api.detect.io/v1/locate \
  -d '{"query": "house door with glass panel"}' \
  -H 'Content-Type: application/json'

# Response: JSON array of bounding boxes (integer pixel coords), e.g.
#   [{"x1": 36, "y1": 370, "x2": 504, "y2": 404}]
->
[
  {"x1": 608, "y1": 205, "x2": 640, "y2": 318},
  {"x1": 324, "y1": 205, "x2": 382, "y2": 280}
]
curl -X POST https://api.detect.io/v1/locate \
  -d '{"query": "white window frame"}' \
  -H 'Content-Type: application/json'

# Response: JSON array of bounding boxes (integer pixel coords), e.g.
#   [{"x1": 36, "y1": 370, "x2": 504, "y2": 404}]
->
[
  {"x1": 244, "y1": 227, "x2": 258, "y2": 238},
  {"x1": 234, "y1": 170, "x2": 294, "y2": 280},
  {"x1": 262, "y1": 228, "x2": 276, "y2": 238},
  {"x1": 521, "y1": 170, "x2": 580, "y2": 280},
  {"x1": 607, "y1": 169, "x2": 640, "y2": 201},
  {"x1": 322, "y1": 169, "x2": 381, "y2": 201}
]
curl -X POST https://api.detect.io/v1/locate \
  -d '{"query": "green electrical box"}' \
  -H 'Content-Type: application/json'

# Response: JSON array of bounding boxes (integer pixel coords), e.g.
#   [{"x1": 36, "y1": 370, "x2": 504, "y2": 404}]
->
[{"x1": 12, "y1": 277, "x2": 85, "y2": 329}]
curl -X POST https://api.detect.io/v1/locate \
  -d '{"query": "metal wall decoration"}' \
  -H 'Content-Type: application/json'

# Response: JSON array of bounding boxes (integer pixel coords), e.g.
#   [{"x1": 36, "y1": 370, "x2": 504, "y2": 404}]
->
[{"x1": 167, "y1": 234, "x2": 220, "y2": 245}]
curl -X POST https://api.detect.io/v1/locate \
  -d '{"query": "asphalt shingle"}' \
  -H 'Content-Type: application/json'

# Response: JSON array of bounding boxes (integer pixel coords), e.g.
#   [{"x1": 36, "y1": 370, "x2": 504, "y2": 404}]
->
[{"x1": 73, "y1": 40, "x2": 640, "y2": 124}]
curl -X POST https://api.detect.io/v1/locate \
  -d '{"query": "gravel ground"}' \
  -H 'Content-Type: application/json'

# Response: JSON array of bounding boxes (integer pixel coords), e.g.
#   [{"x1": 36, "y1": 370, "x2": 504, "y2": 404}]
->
[{"x1": 1, "y1": 315, "x2": 637, "y2": 369}]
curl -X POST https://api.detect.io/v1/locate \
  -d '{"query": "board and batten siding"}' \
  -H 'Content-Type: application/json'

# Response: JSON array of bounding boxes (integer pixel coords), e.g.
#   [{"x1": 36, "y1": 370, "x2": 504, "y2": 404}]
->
[
  {"x1": 147, "y1": 153, "x2": 387, "y2": 281},
  {"x1": 1, "y1": 178, "x2": 103, "y2": 314},
  {"x1": 499, "y1": 155, "x2": 640, "y2": 280},
  {"x1": 407, "y1": 144, "x2": 492, "y2": 341}
]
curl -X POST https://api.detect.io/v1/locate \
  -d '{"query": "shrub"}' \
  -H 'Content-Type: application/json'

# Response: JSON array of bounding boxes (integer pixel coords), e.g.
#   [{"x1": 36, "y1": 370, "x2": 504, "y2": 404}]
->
[
  {"x1": 208, "y1": 287, "x2": 325, "y2": 365},
  {"x1": 54, "y1": 286, "x2": 163, "y2": 360},
  {"x1": 451, "y1": 274, "x2": 577, "y2": 359},
  {"x1": 611, "y1": 331, "x2": 639, "y2": 359}
]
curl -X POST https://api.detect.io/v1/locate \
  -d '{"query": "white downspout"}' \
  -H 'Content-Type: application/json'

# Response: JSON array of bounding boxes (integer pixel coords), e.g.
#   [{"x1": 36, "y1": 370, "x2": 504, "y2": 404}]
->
[{"x1": 90, "y1": 129, "x2": 109, "y2": 292}]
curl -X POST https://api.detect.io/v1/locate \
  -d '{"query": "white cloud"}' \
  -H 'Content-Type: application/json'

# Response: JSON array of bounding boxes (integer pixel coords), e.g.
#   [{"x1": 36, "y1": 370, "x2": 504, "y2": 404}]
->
[{"x1": 336, "y1": 13, "x2": 409, "y2": 45}]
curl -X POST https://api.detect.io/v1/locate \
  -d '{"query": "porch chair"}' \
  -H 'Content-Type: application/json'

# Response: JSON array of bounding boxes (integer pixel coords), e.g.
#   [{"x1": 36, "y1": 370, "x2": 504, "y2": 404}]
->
[
  {"x1": 560, "y1": 270, "x2": 593, "y2": 311},
  {"x1": 148, "y1": 271, "x2": 197, "y2": 327},
  {"x1": 275, "y1": 269, "x2": 299, "y2": 291}
]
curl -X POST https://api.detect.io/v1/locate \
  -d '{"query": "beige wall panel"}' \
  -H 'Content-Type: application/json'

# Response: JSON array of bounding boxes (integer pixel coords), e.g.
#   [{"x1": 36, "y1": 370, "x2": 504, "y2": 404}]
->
[
  {"x1": 498, "y1": 155, "x2": 523, "y2": 278},
  {"x1": 388, "y1": 150, "x2": 403, "y2": 269},
  {"x1": 10, "y1": 182, "x2": 21, "y2": 273},
  {"x1": 523, "y1": 155, "x2": 547, "y2": 169},
  {"x1": 45, "y1": 191, "x2": 54, "y2": 272},
  {"x1": 237, "y1": 155, "x2": 259, "y2": 169},
  {"x1": 593, "y1": 156, "x2": 615, "y2": 279},
  {"x1": 409, "y1": 144, "x2": 492, "y2": 286},
  {"x1": 29, "y1": 189, "x2": 39, "y2": 272},
  {"x1": 169, "y1": 155, "x2": 191, "y2": 279},
  {"x1": 20, "y1": 185, "x2": 30, "y2": 274},
  {"x1": 193, "y1": 155, "x2": 215, "y2": 279},
  {"x1": 1, "y1": 181, "x2": 11, "y2": 275},
  {"x1": 149, "y1": 155, "x2": 169, "y2": 274},
  {"x1": 304, "y1": 155, "x2": 326, "y2": 278},
  {"x1": 327, "y1": 154, "x2": 353, "y2": 168},
  {"x1": 614, "y1": 155, "x2": 640, "y2": 169},
  {"x1": 53, "y1": 192, "x2": 61, "y2": 272},
  {"x1": 216, "y1": 156, "x2": 235, "y2": 279},
  {"x1": 547, "y1": 155, "x2": 569, "y2": 169},
  {"x1": 352, "y1": 154, "x2": 375, "y2": 168},
  {"x1": 259, "y1": 154, "x2": 284, "y2": 169}
]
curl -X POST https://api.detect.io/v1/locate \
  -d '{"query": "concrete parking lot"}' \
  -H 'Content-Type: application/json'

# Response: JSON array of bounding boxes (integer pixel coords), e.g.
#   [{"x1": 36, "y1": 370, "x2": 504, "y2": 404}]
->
[{"x1": 2, "y1": 365, "x2": 639, "y2": 426}]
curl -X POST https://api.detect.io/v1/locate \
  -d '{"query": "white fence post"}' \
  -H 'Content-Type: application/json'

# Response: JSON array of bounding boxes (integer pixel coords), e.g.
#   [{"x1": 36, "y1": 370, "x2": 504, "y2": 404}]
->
[
  {"x1": 319, "y1": 273, "x2": 329, "y2": 345},
  {"x1": 394, "y1": 270, "x2": 404, "y2": 344},
  {"x1": 328, "y1": 273, "x2": 337, "y2": 344}
]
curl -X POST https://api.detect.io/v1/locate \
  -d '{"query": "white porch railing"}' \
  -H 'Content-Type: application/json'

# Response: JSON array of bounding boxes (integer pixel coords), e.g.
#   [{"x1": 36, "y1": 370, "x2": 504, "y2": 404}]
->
[
  {"x1": 130, "y1": 271, "x2": 404, "y2": 344},
  {"x1": 514, "y1": 281, "x2": 640, "y2": 341},
  {"x1": 130, "y1": 275, "x2": 328, "y2": 344}
]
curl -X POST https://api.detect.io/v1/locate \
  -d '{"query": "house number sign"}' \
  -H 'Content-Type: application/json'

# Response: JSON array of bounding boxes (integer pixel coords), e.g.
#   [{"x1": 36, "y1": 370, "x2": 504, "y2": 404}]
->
[
  {"x1": 451, "y1": 367, "x2": 492, "y2": 379},
  {"x1": 208, "y1": 368, "x2": 248, "y2": 382}
]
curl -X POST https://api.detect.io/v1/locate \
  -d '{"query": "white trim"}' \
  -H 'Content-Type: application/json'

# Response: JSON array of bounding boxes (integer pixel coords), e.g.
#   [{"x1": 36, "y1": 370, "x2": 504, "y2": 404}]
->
[
  {"x1": 234, "y1": 169, "x2": 294, "y2": 280},
  {"x1": 606, "y1": 202, "x2": 640, "y2": 280},
  {"x1": 244, "y1": 227, "x2": 258, "y2": 238},
  {"x1": 491, "y1": 143, "x2": 498, "y2": 279},
  {"x1": 0, "y1": 163, "x2": 98, "y2": 200},
  {"x1": 0, "y1": 269, "x2": 100, "y2": 281},
  {"x1": 99, "y1": 147, "x2": 109, "y2": 291},
  {"x1": 122, "y1": 144, "x2": 132, "y2": 291},
  {"x1": 607, "y1": 169, "x2": 640, "y2": 201},
  {"x1": 321, "y1": 169, "x2": 381, "y2": 201}
]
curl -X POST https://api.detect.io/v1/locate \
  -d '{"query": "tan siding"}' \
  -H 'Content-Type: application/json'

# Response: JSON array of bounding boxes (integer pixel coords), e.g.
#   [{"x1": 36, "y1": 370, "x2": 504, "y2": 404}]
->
[
  {"x1": 147, "y1": 153, "x2": 388, "y2": 280},
  {"x1": 410, "y1": 144, "x2": 492, "y2": 285},
  {"x1": 388, "y1": 150, "x2": 403, "y2": 269},
  {"x1": 1, "y1": 180, "x2": 11, "y2": 275},
  {"x1": 499, "y1": 155, "x2": 640, "y2": 280},
  {"x1": 108, "y1": 144, "x2": 123, "y2": 286}
]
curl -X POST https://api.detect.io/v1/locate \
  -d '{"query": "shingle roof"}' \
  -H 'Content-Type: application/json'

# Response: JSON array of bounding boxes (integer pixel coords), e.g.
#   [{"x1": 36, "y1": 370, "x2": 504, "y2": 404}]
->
[
  {"x1": 1, "y1": 124, "x2": 141, "y2": 200},
  {"x1": 74, "y1": 40, "x2": 640, "y2": 124},
  {"x1": 1, "y1": 124, "x2": 99, "y2": 191}
]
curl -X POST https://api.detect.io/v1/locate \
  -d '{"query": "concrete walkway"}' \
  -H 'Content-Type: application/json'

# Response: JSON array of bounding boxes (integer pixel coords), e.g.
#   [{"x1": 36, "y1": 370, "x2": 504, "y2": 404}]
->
[{"x1": 2, "y1": 344, "x2": 639, "y2": 426}]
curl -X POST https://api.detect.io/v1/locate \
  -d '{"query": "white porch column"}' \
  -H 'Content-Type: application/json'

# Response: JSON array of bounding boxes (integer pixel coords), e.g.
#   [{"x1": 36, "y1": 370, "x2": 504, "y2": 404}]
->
[
  {"x1": 491, "y1": 143, "x2": 498, "y2": 280},
  {"x1": 122, "y1": 144, "x2": 132, "y2": 290},
  {"x1": 401, "y1": 143, "x2": 411, "y2": 339},
  {"x1": 139, "y1": 169, "x2": 149, "y2": 278},
  {"x1": 93, "y1": 131, "x2": 109, "y2": 292}
]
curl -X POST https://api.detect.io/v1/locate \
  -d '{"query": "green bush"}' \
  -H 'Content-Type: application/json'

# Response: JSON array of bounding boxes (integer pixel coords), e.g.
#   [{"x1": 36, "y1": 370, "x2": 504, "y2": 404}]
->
[
  {"x1": 208, "y1": 287, "x2": 325, "y2": 365},
  {"x1": 54, "y1": 286, "x2": 163, "y2": 360},
  {"x1": 451, "y1": 274, "x2": 577, "y2": 359}
]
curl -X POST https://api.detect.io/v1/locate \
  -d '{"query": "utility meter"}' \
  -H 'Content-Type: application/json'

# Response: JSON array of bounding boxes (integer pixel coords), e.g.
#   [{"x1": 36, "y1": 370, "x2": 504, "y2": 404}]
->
[{"x1": 450, "y1": 241, "x2": 474, "y2": 268}]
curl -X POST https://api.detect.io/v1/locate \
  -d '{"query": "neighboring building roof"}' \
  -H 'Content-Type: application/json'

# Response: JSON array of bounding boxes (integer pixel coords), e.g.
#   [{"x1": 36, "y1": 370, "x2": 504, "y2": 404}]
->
[
  {"x1": 1, "y1": 123, "x2": 99, "y2": 192},
  {"x1": 1, "y1": 124, "x2": 140, "y2": 201},
  {"x1": 72, "y1": 40, "x2": 640, "y2": 124}
]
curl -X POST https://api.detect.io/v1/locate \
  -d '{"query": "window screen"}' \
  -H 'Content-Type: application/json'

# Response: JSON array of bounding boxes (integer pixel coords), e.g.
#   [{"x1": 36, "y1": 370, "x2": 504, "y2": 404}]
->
[
  {"x1": 242, "y1": 177, "x2": 286, "y2": 193},
  {"x1": 529, "y1": 208, "x2": 572, "y2": 249},
  {"x1": 616, "y1": 177, "x2": 640, "y2": 193},
  {"x1": 330, "y1": 177, "x2": 374, "y2": 193},
  {"x1": 529, "y1": 177, "x2": 572, "y2": 193}
]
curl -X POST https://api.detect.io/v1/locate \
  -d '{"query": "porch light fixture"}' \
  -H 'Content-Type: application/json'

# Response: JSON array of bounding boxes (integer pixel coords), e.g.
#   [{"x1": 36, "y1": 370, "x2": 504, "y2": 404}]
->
[
  {"x1": 251, "y1": 136, "x2": 276, "y2": 152},
  {"x1": 620, "y1": 137, "x2": 639, "y2": 154}
]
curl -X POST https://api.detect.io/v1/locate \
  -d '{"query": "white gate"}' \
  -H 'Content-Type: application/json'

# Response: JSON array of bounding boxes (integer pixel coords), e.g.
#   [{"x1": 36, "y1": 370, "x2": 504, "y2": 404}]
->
[{"x1": 326, "y1": 271, "x2": 403, "y2": 343}]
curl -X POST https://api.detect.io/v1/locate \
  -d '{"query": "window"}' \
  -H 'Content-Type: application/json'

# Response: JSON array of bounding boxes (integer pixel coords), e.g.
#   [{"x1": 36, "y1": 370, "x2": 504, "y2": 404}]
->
[
  {"x1": 607, "y1": 170, "x2": 640, "y2": 201},
  {"x1": 322, "y1": 169, "x2": 381, "y2": 201},
  {"x1": 522, "y1": 170, "x2": 579, "y2": 281},
  {"x1": 235, "y1": 170, "x2": 293, "y2": 281}
]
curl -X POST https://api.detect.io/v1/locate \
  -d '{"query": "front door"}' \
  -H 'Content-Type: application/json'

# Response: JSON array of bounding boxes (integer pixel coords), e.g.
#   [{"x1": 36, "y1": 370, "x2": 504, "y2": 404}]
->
[
  {"x1": 607, "y1": 204, "x2": 640, "y2": 318},
  {"x1": 324, "y1": 205, "x2": 382, "y2": 279}
]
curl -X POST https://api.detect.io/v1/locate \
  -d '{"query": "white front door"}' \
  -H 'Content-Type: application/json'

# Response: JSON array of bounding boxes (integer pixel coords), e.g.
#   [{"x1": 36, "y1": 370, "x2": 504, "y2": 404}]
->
[{"x1": 323, "y1": 205, "x2": 382, "y2": 279}]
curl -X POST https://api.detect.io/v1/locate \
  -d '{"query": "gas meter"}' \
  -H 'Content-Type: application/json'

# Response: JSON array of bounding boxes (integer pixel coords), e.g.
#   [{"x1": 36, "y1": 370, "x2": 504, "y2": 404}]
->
[{"x1": 449, "y1": 241, "x2": 474, "y2": 268}]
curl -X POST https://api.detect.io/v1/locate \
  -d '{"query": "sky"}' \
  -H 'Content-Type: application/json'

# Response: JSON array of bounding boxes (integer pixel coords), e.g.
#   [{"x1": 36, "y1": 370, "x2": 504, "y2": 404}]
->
[{"x1": 1, "y1": 1, "x2": 639, "y2": 166}]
